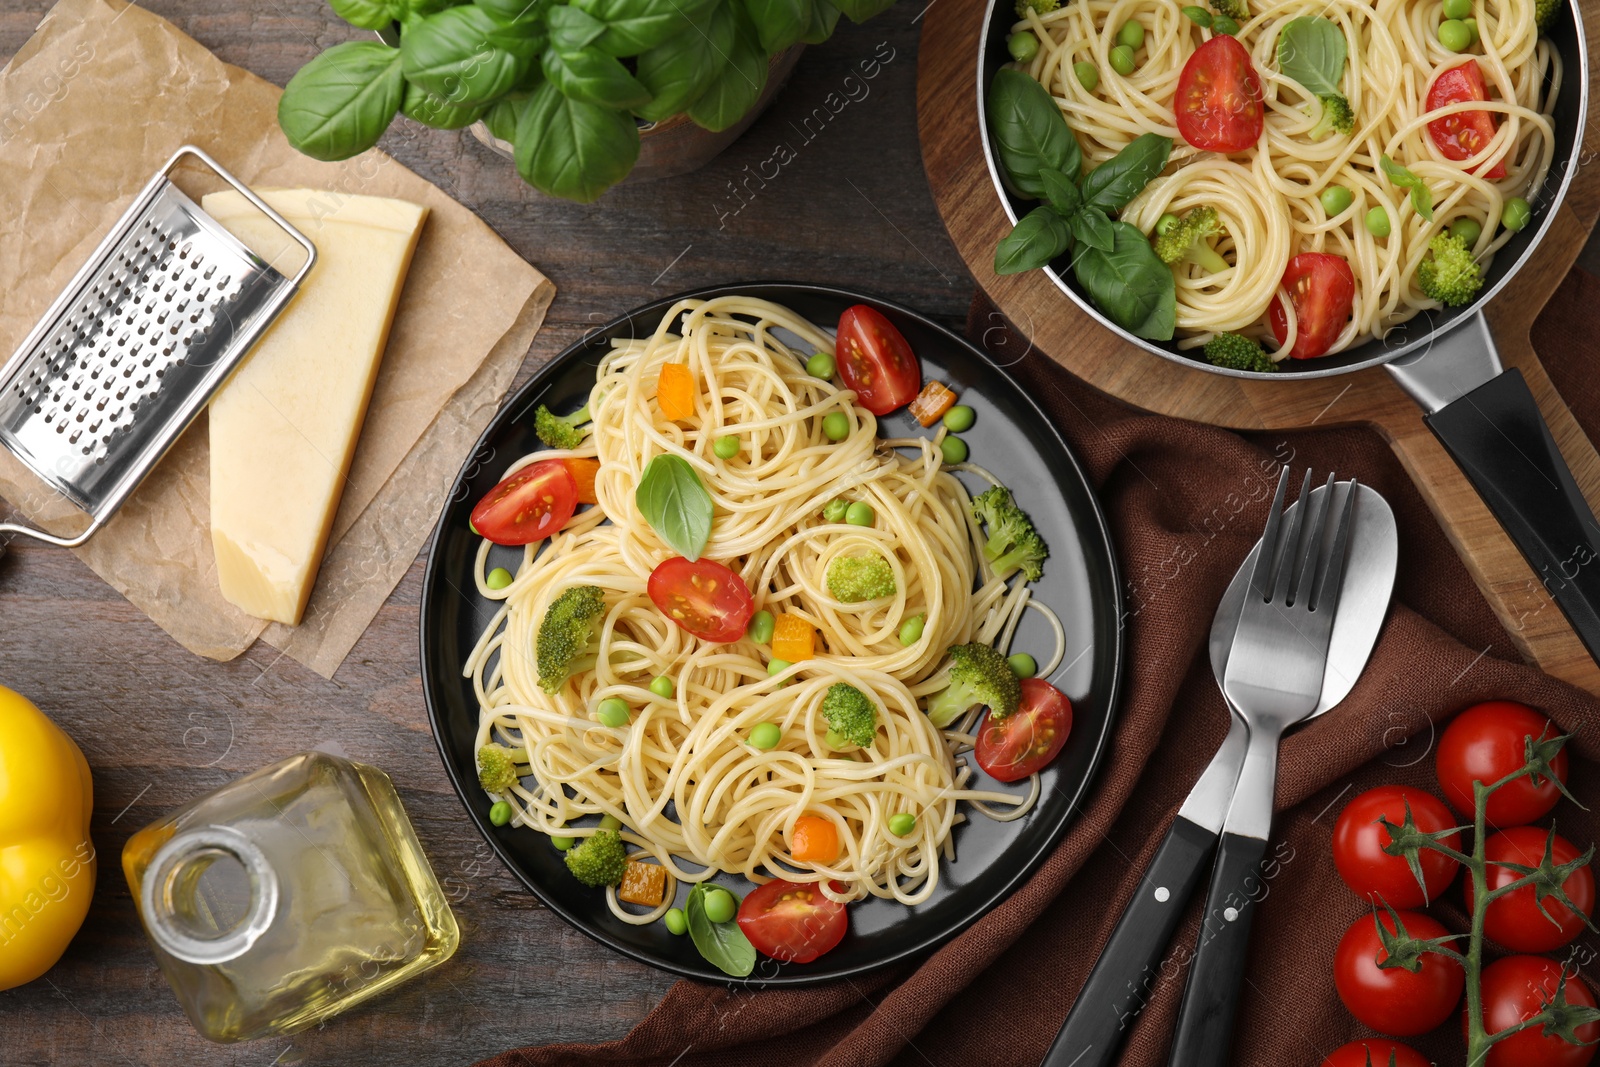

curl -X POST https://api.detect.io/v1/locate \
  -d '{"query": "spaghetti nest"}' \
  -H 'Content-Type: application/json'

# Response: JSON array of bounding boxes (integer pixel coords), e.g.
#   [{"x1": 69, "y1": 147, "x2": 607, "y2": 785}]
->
[{"x1": 465, "y1": 296, "x2": 1056, "y2": 915}]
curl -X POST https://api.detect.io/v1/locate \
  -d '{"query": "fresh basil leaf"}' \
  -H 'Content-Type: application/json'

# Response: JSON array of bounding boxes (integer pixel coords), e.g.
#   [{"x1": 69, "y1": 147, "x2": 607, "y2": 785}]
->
[
  {"x1": 401, "y1": 0, "x2": 457, "y2": 18},
  {"x1": 331, "y1": 0, "x2": 399, "y2": 31},
  {"x1": 542, "y1": 46, "x2": 652, "y2": 109},
  {"x1": 1074, "y1": 221, "x2": 1177, "y2": 339},
  {"x1": 574, "y1": 0, "x2": 720, "y2": 57},
  {"x1": 634, "y1": 453, "x2": 715, "y2": 560},
  {"x1": 1037, "y1": 166, "x2": 1081, "y2": 215},
  {"x1": 685, "y1": 884, "x2": 756, "y2": 977},
  {"x1": 474, "y1": 0, "x2": 545, "y2": 22},
  {"x1": 744, "y1": 0, "x2": 813, "y2": 53},
  {"x1": 402, "y1": 80, "x2": 488, "y2": 129},
  {"x1": 685, "y1": 7, "x2": 769, "y2": 132},
  {"x1": 635, "y1": 4, "x2": 737, "y2": 122},
  {"x1": 995, "y1": 206, "x2": 1072, "y2": 275},
  {"x1": 278, "y1": 41, "x2": 405, "y2": 161},
  {"x1": 830, "y1": 0, "x2": 896, "y2": 21},
  {"x1": 802, "y1": 0, "x2": 843, "y2": 43},
  {"x1": 1380, "y1": 155, "x2": 1435, "y2": 220},
  {"x1": 988, "y1": 68, "x2": 1080, "y2": 199},
  {"x1": 515, "y1": 79, "x2": 640, "y2": 201},
  {"x1": 1070, "y1": 206, "x2": 1115, "y2": 252},
  {"x1": 401, "y1": 5, "x2": 537, "y2": 105},
  {"x1": 1276, "y1": 17, "x2": 1347, "y2": 97},
  {"x1": 1081, "y1": 133, "x2": 1172, "y2": 213},
  {"x1": 547, "y1": 4, "x2": 609, "y2": 49}
]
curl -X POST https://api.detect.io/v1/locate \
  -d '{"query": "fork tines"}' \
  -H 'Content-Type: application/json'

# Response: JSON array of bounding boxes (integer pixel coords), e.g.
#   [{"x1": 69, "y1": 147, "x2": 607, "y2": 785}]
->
[{"x1": 1249, "y1": 468, "x2": 1359, "y2": 611}]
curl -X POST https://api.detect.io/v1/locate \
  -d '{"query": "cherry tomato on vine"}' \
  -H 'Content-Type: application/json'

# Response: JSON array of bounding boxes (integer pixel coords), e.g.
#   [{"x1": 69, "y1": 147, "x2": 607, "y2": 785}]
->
[
  {"x1": 1476, "y1": 955, "x2": 1599, "y2": 1067},
  {"x1": 1465, "y1": 826, "x2": 1595, "y2": 953},
  {"x1": 834, "y1": 305, "x2": 921, "y2": 416},
  {"x1": 1436, "y1": 701, "x2": 1568, "y2": 827},
  {"x1": 470, "y1": 459, "x2": 578, "y2": 545},
  {"x1": 1320, "y1": 1040, "x2": 1431, "y2": 1067},
  {"x1": 1332, "y1": 785, "x2": 1461, "y2": 907},
  {"x1": 1333, "y1": 909, "x2": 1464, "y2": 1036},
  {"x1": 647, "y1": 557, "x2": 755, "y2": 643},
  {"x1": 1175, "y1": 35, "x2": 1265, "y2": 153},
  {"x1": 974, "y1": 678, "x2": 1073, "y2": 782},
  {"x1": 736, "y1": 879, "x2": 848, "y2": 963}
]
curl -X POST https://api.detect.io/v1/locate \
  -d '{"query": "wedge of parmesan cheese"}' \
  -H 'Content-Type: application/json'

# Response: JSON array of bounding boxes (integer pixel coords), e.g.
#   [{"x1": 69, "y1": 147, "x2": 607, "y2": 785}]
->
[{"x1": 202, "y1": 188, "x2": 428, "y2": 625}]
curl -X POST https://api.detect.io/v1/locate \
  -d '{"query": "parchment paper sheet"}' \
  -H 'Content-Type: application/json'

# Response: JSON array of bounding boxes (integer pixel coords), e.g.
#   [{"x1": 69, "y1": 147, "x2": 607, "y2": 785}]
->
[{"x1": 0, "y1": 0, "x2": 553, "y2": 676}]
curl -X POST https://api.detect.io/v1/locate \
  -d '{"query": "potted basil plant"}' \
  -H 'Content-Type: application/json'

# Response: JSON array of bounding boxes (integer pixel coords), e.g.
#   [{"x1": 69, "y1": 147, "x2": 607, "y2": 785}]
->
[{"x1": 280, "y1": 0, "x2": 896, "y2": 203}]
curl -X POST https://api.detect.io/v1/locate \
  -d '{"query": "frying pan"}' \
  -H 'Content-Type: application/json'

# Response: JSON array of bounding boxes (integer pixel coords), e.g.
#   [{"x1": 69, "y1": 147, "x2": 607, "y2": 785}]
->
[{"x1": 976, "y1": 0, "x2": 1600, "y2": 662}]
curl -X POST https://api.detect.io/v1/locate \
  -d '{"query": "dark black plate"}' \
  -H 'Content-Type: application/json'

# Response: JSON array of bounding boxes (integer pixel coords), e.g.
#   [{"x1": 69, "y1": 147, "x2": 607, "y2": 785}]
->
[{"x1": 419, "y1": 283, "x2": 1124, "y2": 984}]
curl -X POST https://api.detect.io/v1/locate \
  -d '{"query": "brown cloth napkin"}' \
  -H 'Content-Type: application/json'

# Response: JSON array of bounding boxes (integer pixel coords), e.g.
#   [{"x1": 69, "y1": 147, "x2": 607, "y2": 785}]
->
[{"x1": 479, "y1": 274, "x2": 1600, "y2": 1067}]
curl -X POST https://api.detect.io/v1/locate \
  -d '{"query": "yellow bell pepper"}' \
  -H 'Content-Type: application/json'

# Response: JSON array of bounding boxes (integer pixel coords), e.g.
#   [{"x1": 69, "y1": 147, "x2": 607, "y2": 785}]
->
[{"x1": 0, "y1": 685, "x2": 95, "y2": 991}]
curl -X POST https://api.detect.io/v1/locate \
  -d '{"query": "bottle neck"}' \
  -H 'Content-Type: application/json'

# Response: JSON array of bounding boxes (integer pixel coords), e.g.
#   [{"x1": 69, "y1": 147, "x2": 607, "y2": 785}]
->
[{"x1": 141, "y1": 824, "x2": 279, "y2": 965}]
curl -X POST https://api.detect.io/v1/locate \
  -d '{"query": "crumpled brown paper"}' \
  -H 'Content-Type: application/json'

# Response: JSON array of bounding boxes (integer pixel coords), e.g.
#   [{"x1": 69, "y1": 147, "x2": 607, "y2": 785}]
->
[{"x1": 0, "y1": 0, "x2": 553, "y2": 676}]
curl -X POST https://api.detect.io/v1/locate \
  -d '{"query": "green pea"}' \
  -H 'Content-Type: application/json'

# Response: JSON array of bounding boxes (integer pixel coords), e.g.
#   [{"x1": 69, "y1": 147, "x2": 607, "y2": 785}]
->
[
  {"x1": 1442, "y1": 0, "x2": 1472, "y2": 18},
  {"x1": 486, "y1": 566, "x2": 514, "y2": 590},
  {"x1": 489, "y1": 801, "x2": 512, "y2": 827},
  {"x1": 747, "y1": 722, "x2": 782, "y2": 749},
  {"x1": 942, "y1": 405, "x2": 976, "y2": 432},
  {"x1": 898, "y1": 614, "x2": 926, "y2": 646},
  {"x1": 1450, "y1": 216, "x2": 1483, "y2": 245},
  {"x1": 1365, "y1": 206, "x2": 1391, "y2": 237},
  {"x1": 1008, "y1": 652, "x2": 1038, "y2": 678},
  {"x1": 1502, "y1": 197, "x2": 1532, "y2": 232},
  {"x1": 1109, "y1": 44, "x2": 1137, "y2": 76},
  {"x1": 1211, "y1": 15, "x2": 1239, "y2": 35},
  {"x1": 1117, "y1": 20, "x2": 1145, "y2": 49},
  {"x1": 806, "y1": 351, "x2": 835, "y2": 380},
  {"x1": 599, "y1": 813, "x2": 623, "y2": 831},
  {"x1": 702, "y1": 888, "x2": 737, "y2": 924},
  {"x1": 1156, "y1": 212, "x2": 1181, "y2": 236},
  {"x1": 1182, "y1": 5, "x2": 1213, "y2": 27},
  {"x1": 823, "y1": 411, "x2": 850, "y2": 441},
  {"x1": 1074, "y1": 61, "x2": 1099, "y2": 92},
  {"x1": 823, "y1": 498, "x2": 849, "y2": 522},
  {"x1": 940, "y1": 435, "x2": 969, "y2": 464},
  {"x1": 1463, "y1": 16, "x2": 1479, "y2": 43},
  {"x1": 551, "y1": 835, "x2": 577, "y2": 851},
  {"x1": 747, "y1": 609, "x2": 775, "y2": 644},
  {"x1": 1438, "y1": 18, "x2": 1471, "y2": 52},
  {"x1": 649, "y1": 675, "x2": 675, "y2": 698},
  {"x1": 768, "y1": 658, "x2": 792, "y2": 677},
  {"x1": 845, "y1": 501, "x2": 875, "y2": 526},
  {"x1": 664, "y1": 907, "x2": 688, "y2": 935},
  {"x1": 713, "y1": 435, "x2": 739, "y2": 459},
  {"x1": 1320, "y1": 185, "x2": 1353, "y2": 216},
  {"x1": 887, "y1": 813, "x2": 917, "y2": 837},
  {"x1": 1007, "y1": 30, "x2": 1040, "y2": 62},
  {"x1": 596, "y1": 697, "x2": 631, "y2": 727}
]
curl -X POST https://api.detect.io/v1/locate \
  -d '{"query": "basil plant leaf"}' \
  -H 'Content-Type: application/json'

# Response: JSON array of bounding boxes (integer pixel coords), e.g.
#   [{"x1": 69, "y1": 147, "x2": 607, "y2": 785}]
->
[
  {"x1": 401, "y1": 0, "x2": 456, "y2": 18},
  {"x1": 1069, "y1": 207, "x2": 1115, "y2": 253},
  {"x1": 547, "y1": 3, "x2": 609, "y2": 49},
  {"x1": 988, "y1": 67, "x2": 1080, "y2": 199},
  {"x1": 542, "y1": 46, "x2": 653, "y2": 110},
  {"x1": 330, "y1": 0, "x2": 399, "y2": 32},
  {"x1": 1380, "y1": 154, "x2": 1435, "y2": 220},
  {"x1": 574, "y1": 0, "x2": 720, "y2": 57},
  {"x1": 278, "y1": 41, "x2": 405, "y2": 162},
  {"x1": 685, "y1": 884, "x2": 756, "y2": 977},
  {"x1": 743, "y1": 0, "x2": 814, "y2": 53},
  {"x1": 482, "y1": 90, "x2": 530, "y2": 142},
  {"x1": 1081, "y1": 133, "x2": 1173, "y2": 213},
  {"x1": 995, "y1": 206, "x2": 1072, "y2": 275},
  {"x1": 1074, "y1": 220, "x2": 1177, "y2": 340},
  {"x1": 402, "y1": 81, "x2": 488, "y2": 129},
  {"x1": 686, "y1": 7, "x2": 769, "y2": 133},
  {"x1": 634, "y1": 453, "x2": 715, "y2": 560},
  {"x1": 802, "y1": 0, "x2": 843, "y2": 44},
  {"x1": 401, "y1": 5, "x2": 538, "y2": 105},
  {"x1": 635, "y1": 3, "x2": 737, "y2": 123},
  {"x1": 515, "y1": 79, "x2": 641, "y2": 201},
  {"x1": 1037, "y1": 166, "x2": 1081, "y2": 216},
  {"x1": 474, "y1": 0, "x2": 546, "y2": 22},
  {"x1": 1276, "y1": 16, "x2": 1347, "y2": 96}
]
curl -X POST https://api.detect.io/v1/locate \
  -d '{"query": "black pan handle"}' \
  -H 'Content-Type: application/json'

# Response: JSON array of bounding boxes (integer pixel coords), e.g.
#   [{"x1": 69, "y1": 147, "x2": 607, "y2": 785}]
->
[{"x1": 1040, "y1": 815, "x2": 1218, "y2": 1067}]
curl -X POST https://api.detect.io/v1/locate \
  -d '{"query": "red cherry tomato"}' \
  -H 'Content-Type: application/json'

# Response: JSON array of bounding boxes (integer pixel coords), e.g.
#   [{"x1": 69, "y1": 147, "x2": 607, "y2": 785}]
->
[
  {"x1": 470, "y1": 459, "x2": 578, "y2": 545},
  {"x1": 1465, "y1": 826, "x2": 1595, "y2": 953},
  {"x1": 1175, "y1": 35, "x2": 1265, "y2": 153},
  {"x1": 1426, "y1": 61, "x2": 1509, "y2": 180},
  {"x1": 1332, "y1": 785, "x2": 1461, "y2": 907},
  {"x1": 834, "y1": 305, "x2": 921, "y2": 416},
  {"x1": 1333, "y1": 909, "x2": 1464, "y2": 1036},
  {"x1": 1269, "y1": 252, "x2": 1356, "y2": 360},
  {"x1": 735, "y1": 879, "x2": 848, "y2": 964},
  {"x1": 1477, "y1": 955, "x2": 1600, "y2": 1067},
  {"x1": 1320, "y1": 1040, "x2": 1432, "y2": 1067},
  {"x1": 646, "y1": 557, "x2": 755, "y2": 643},
  {"x1": 975, "y1": 678, "x2": 1072, "y2": 782},
  {"x1": 1436, "y1": 700, "x2": 1568, "y2": 827}
]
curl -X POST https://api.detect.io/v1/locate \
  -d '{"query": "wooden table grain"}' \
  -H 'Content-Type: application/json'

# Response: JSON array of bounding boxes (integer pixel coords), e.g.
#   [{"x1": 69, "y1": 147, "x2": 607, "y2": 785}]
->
[{"x1": 0, "y1": 3, "x2": 969, "y2": 1064}]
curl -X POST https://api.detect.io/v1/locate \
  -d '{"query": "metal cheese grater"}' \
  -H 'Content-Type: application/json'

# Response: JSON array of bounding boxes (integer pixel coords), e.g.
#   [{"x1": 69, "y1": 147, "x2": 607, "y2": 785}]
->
[{"x1": 0, "y1": 145, "x2": 315, "y2": 548}]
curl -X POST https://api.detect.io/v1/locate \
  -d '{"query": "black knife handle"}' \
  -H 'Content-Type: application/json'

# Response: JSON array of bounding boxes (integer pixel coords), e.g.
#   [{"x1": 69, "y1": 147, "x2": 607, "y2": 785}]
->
[
  {"x1": 1166, "y1": 832, "x2": 1271, "y2": 1067},
  {"x1": 1425, "y1": 368, "x2": 1600, "y2": 662},
  {"x1": 1041, "y1": 816, "x2": 1218, "y2": 1067}
]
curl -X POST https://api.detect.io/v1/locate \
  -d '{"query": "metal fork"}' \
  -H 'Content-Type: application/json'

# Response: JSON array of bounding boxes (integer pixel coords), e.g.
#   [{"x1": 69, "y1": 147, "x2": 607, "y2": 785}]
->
[{"x1": 1166, "y1": 469, "x2": 1359, "y2": 1067}]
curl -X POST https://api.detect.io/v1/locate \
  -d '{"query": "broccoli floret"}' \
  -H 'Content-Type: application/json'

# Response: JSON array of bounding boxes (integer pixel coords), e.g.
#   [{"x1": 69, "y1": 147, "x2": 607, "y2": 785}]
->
[
  {"x1": 1537, "y1": 0, "x2": 1560, "y2": 32},
  {"x1": 537, "y1": 585, "x2": 607, "y2": 694},
  {"x1": 1015, "y1": 0, "x2": 1059, "y2": 15},
  {"x1": 1310, "y1": 94, "x2": 1355, "y2": 139},
  {"x1": 1153, "y1": 207, "x2": 1230, "y2": 272},
  {"x1": 821, "y1": 683, "x2": 879, "y2": 749},
  {"x1": 826, "y1": 554, "x2": 897, "y2": 602},
  {"x1": 534, "y1": 402, "x2": 592, "y2": 451},
  {"x1": 1203, "y1": 333, "x2": 1279, "y2": 373},
  {"x1": 477, "y1": 744, "x2": 520, "y2": 793},
  {"x1": 971, "y1": 485, "x2": 1049, "y2": 582},
  {"x1": 1209, "y1": 0, "x2": 1247, "y2": 20},
  {"x1": 564, "y1": 829, "x2": 628, "y2": 887},
  {"x1": 1417, "y1": 232, "x2": 1484, "y2": 307},
  {"x1": 925, "y1": 643, "x2": 1023, "y2": 728}
]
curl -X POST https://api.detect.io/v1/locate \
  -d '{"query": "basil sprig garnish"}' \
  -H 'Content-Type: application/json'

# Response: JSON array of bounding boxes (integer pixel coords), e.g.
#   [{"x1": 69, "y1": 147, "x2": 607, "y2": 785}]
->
[
  {"x1": 635, "y1": 454, "x2": 714, "y2": 561},
  {"x1": 987, "y1": 69, "x2": 1177, "y2": 340},
  {"x1": 1381, "y1": 155, "x2": 1436, "y2": 221},
  {"x1": 685, "y1": 883, "x2": 756, "y2": 977},
  {"x1": 1276, "y1": 17, "x2": 1347, "y2": 96}
]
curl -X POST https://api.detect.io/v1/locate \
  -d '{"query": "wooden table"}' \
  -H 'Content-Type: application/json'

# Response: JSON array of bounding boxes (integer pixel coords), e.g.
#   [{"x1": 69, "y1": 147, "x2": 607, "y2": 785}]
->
[{"x1": 0, "y1": 3, "x2": 969, "y2": 1064}]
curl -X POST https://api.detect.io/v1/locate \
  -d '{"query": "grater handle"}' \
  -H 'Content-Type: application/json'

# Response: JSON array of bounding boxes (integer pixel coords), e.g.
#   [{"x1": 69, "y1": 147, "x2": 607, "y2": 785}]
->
[
  {"x1": 0, "y1": 517, "x2": 101, "y2": 549},
  {"x1": 161, "y1": 145, "x2": 318, "y2": 289}
]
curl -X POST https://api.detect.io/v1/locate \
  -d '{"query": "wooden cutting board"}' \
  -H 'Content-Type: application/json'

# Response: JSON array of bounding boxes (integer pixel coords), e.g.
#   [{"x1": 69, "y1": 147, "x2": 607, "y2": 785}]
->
[{"x1": 918, "y1": 0, "x2": 1600, "y2": 696}]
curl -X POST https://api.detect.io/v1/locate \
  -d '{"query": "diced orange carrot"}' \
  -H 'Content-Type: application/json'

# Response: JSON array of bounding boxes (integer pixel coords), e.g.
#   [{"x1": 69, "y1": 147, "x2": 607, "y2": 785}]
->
[
  {"x1": 565, "y1": 457, "x2": 601, "y2": 505},
  {"x1": 908, "y1": 381, "x2": 957, "y2": 427},
  {"x1": 617, "y1": 860, "x2": 668, "y2": 907},
  {"x1": 790, "y1": 814, "x2": 840, "y2": 864},
  {"x1": 771, "y1": 613, "x2": 816, "y2": 662},
  {"x1": 656, "y1": 362, "x2": 696, "y2": 421}
]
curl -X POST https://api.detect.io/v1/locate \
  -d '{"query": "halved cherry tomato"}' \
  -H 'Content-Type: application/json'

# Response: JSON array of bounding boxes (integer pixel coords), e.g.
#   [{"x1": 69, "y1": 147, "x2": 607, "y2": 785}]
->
[
  {"x1": 736, "y1": 878, "x2": 848, "y2": 963},
  {"x1": 1332, "y1": 785, "x2": 1461, "y2": 907},
  {"x1": 470, "y1": 459, "x2": 578, "y2": 545},
  {"x1": 1436, "y1": 700, "x2": 1568, "y2": 828},
  {"x1": 1333, "y1": 909, "x2": 1464, "y2": 1036},
  {"x1": 1427, "y1": 61, "x2": 1508, "y2": 180},
  {"x1": 835, "y1": 305, "x2": 921, "y2": 416},
  {"x1": 647, "y1": 557, "x2": 755, "y2": 643},
  {"x1": 1467, "y1": 826, "x2": 1595, "y2": 953},
  {"x1": 1175, "y1": 35, "x2": 1265, "y2": 153},
  {"x1": 1476, "y1": 955, "x2": 1600, "y2": 1067},
  {"x1": 1269, "y1": 252, "x2": 1356, "y2": 360},
  {"x1": 1321, "y1": 1040, "x2": 1431, "y2": 1067},
  {"x1": 975, "y1": 678, "x2": 1072, "y2": 782}
]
